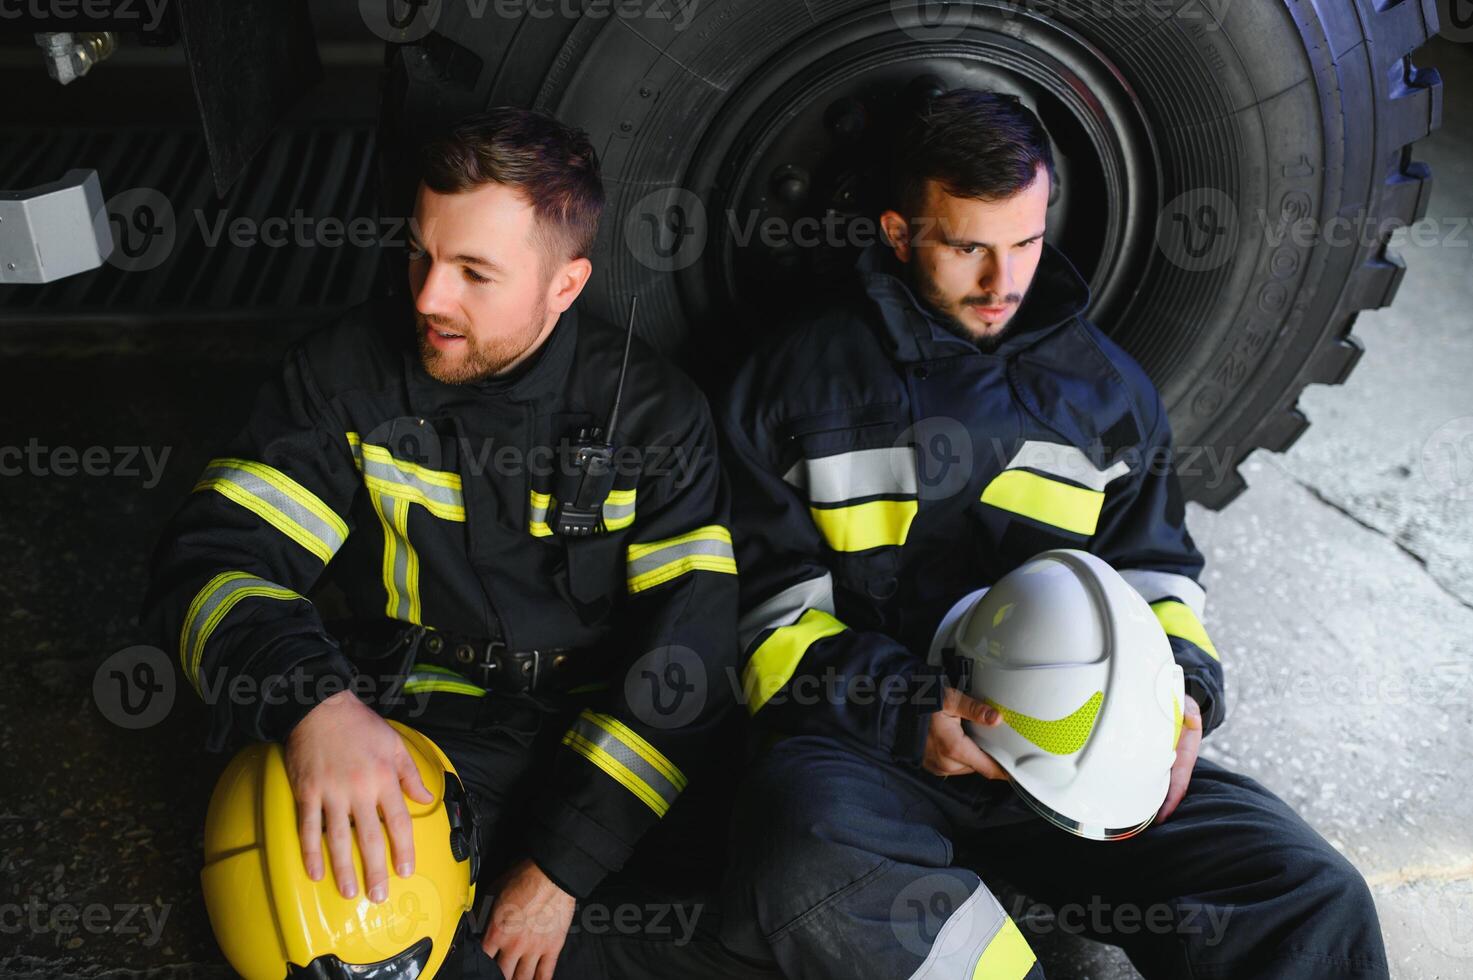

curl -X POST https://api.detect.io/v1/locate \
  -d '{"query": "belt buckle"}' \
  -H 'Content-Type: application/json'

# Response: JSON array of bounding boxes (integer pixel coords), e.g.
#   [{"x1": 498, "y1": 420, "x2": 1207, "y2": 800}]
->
[
  {"x1": 507, "y1": 648, "x2": 542, "y2": 693},
  {"x1": 469, "y1": 639, "x2": 507, "y2": 691}
]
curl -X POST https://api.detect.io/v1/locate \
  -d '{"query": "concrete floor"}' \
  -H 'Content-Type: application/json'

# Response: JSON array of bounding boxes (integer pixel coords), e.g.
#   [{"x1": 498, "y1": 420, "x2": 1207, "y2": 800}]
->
[{"x1": 0, "y1": 36, "x2": 1467, "y2": 980}]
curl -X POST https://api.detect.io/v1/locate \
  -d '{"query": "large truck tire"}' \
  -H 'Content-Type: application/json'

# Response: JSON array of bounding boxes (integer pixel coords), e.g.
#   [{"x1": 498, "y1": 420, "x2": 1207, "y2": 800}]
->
[{"x1": 378, "y1": 0, "x2": 1443, "y2": 508}]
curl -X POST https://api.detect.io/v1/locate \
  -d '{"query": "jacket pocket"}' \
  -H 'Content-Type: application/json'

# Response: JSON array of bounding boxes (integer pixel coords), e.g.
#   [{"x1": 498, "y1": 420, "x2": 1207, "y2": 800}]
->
[{"x1": 562, "y1": 533, "x2": 625, "y2": 625}]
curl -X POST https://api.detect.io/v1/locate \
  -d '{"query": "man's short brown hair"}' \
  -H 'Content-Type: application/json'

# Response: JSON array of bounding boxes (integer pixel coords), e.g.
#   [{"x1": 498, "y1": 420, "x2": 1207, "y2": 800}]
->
[{"x1": 421, "y1": 106, "x2": 606, "y2": 265}]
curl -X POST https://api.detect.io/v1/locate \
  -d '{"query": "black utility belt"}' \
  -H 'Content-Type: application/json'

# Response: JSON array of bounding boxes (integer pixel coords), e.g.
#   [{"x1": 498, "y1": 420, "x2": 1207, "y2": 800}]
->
[{"x1": 402, "y1": 624, "x2": 587, "y2": 695}]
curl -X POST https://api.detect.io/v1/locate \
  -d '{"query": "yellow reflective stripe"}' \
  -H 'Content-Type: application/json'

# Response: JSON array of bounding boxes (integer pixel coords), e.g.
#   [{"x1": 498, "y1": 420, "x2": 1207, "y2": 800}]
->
[
  {"x1": 626, "y1": 525, "x2": 737, "y2": 593},
  {"x1": 1151, "y1": 600, "x2": 1220, "y2": 661},
  {"x1": 529, "y1": 490, "x2": 553, "y2": 537},
  {"x1": 742, "y1": 608, "x2": 847, "y2": 714},
  {"x1": 346, "y1": 432, "x2": 465, "y2": 521},
  {"x1": 808, "y1": 499, "x2": 918, "y2": 552},
  {"x1": 980, "y1": 469, "x2": 1104, "y2": 536},
  {"x1": 983, "y1": 691, "x2": 1103, "y2": 756},
  {"x1": 562, "y1": 730, "x2": 672, "y2": 817},
  {"x1": 404, "y1": 664, "x2": 486, "y2": 698},
  {"x1": 179, "y1": 571, "x2": 303, "y2": 694},
  {"x1": 194, "y1": 458, "x2": 348, "y2": 565},
  {"x1": 971, "y1": 917, "x2": 1037, "y2": 980},
  {"x1": 396, "y1": 495, "x2": 421, "y2": 624},
  {"x1": 603, "y1": 488, "x2": 637, "y2": 530},
  {"x1": 580, "y1": 711, "x2": 687, "y2": 792}
]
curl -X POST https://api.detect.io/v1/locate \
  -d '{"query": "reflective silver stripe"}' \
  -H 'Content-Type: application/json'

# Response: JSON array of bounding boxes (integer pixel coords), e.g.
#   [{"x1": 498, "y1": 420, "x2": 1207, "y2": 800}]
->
[
  {"x1": 1119, "y1": 569, "x2": 1206, "y2": 619},
  {"x1": 359, "y1": 454, "x2": 464, "y2": 510},
  {"x1": 196, "y1": 460, "x2": 347, "y2": 562},
  {"x1": 529, "y1": 492, "x2": 550, "y2": 522},
  {"x1": 738, "y1": 573, "x2": 836, "y2": 653},
  {"x1": 907, "y1": 882, "x2": 1026, "y2": 980},
  {"x1": 783, "y1": 447, "x2": 918, "y2": 503},
  {"x1": 389, "y1": 496, "x2": 413, "y2": 621},
  {"x1": 1005, "y1": 440, "x2": 1131, "y2": 492},
  {"x1": 567, "y1": 713, "x2": 683, "y2": 810},
  {"x1": 602, "y1": 496, "x2": 636, "y2": 525},
  {"x1": 180, "y1": 572, "x2": 305, "y2": 692},
  {"x1": 626, "y1": 535, "x2": 735, "y2": 580}
]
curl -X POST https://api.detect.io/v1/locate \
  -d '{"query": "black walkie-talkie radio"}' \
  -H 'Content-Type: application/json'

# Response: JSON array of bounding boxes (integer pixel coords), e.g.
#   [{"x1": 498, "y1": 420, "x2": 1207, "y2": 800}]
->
[{"x1": 550, "y1": 296, "x2": 638, "y2": 537}]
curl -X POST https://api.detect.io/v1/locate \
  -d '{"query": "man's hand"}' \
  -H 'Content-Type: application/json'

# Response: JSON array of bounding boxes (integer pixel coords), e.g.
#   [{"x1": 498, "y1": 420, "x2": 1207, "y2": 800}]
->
[
  {"x1": 482, "y1": 858, "x2": 576, "y2": 980},
  {"x1": 923, "y1": 687, "x2": 1009, "y2": 780},
  {"x1": 284, "y1": 689, "x2": 434, "y2": 902},
  {"x1": 1155, "y1": 694, "x2": 1202, "y2": 824}
]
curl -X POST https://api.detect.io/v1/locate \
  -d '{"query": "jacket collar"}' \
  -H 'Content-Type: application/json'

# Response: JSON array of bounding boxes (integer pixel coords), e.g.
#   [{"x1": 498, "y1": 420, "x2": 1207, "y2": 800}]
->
[{"x1": 854, "y1": 240, "x2": 1091, "y2": 363}]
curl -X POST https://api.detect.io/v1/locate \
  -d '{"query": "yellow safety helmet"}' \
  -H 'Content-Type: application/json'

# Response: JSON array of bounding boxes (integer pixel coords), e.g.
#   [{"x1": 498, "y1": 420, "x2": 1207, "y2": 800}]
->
[{"x1": 200, "y1": 720, "x2": 479, "y2": 979}]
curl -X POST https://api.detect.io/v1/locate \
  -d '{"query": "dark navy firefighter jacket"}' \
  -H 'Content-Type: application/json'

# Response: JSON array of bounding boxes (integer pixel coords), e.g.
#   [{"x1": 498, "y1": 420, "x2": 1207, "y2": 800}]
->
[{"x1": 719, "y1": 242, "x2": 1226, "y2": 768}]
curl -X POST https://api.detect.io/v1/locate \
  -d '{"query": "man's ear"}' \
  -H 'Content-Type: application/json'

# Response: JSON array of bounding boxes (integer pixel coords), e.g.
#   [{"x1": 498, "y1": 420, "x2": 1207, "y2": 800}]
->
[
  {"x1": 879, "y1": 211, "x2": 912, "y2": 263},
  {"x1": 547, "y1": 256, "x2": 593, "y2": 314}
]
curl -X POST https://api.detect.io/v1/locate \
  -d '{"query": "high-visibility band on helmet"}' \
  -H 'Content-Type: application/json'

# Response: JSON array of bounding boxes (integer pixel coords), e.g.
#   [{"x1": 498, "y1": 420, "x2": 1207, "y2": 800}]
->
[
  {"x1": 626, "y1": 525, "x2": 737, "y2": 594},
  {"x1": 562, "y1": 710, "x2": 687, "y2": 817},
  {"x1": 180, "y1": 571, "x2": 309, "y2": 694},
  {"x1": 984, "y1": 691, "x2": 1103, "y2": 756},
  {"x1": 1150, "y1": 599, "x2": 1220, "y2": 661},
  {"x1": 194, "y1": 458, "x2": 348, "y2": 565},
  {"x1": 741, "y1": 607, "x2": 847, "y2": 714}
]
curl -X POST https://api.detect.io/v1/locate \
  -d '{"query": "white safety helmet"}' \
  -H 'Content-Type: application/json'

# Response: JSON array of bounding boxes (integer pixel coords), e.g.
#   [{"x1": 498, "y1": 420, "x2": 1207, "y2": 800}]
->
[{"x1": 928, "y1": 549, "x2": 1184, "y2": 840}]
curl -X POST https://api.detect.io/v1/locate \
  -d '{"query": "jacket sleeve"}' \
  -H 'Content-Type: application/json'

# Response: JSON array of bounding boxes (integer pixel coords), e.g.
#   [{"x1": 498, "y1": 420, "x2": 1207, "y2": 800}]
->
[
  {"x1": 524, "y1": 393, "x2": 743, "y2": 899},
  {"x1": 139, "y1": 344, "x2": 361, "y2": 752},
  {"x1": 714, "y1": 393, "x2": 944, "y2": 768},
  {"x1": 1091, "y1": 389, "x2": 1227, "y2": 737}
]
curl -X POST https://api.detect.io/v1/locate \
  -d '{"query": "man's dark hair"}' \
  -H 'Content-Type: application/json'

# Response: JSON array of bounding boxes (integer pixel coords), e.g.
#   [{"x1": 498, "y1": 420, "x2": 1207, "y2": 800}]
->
[
  {"x1": 891, "y1": 89, "x2": 1056, "y2": 220},
  {"x1": 421, "y1": 106, "x2": 606, "y2": 265}
]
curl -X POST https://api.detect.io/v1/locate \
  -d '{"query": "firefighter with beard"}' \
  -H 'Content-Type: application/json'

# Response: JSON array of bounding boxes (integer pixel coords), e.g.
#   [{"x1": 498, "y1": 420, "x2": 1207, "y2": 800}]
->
[{"x1": 144, "y1": 107, "x2": 741, "y2": 980}]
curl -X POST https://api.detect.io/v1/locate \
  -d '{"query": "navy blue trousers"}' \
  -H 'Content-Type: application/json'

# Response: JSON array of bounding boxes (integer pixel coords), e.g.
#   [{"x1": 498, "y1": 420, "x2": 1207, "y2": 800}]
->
[{"x1": 721, "y1": 736, "x2": 1389, "y2": 980}]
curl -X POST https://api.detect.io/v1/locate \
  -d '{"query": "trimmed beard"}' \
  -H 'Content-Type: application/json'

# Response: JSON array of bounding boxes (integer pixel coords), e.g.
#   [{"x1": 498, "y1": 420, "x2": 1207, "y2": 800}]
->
[
  {"x1": 416, "y1": 297, "x2": 549, "y2": 385},
  {"x1": 907, "y1": 260, "x2": 1018, "y2": 354}
]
